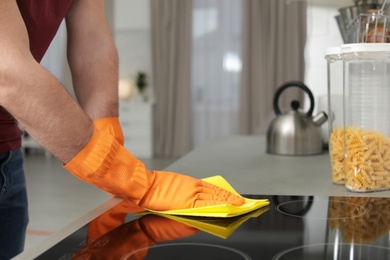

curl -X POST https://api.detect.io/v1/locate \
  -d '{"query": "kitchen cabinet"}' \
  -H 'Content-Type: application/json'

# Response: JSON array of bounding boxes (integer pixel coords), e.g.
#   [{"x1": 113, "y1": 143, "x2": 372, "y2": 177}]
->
[{"x1": 119, "y1": 101, "x2": 153, "y2": 158}]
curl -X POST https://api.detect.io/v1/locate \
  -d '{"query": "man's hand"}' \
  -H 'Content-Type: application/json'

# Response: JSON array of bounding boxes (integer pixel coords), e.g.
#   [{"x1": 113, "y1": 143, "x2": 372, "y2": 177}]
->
[
  {"x1": 140, "y1": 171, "x2": 245, "y2": 211},
  {"x1": 93, "y1": 118, "x2": 245, "y2": 211},
  {"x1": 65, "y1": 127, "x2": 245, "y2": 212}
]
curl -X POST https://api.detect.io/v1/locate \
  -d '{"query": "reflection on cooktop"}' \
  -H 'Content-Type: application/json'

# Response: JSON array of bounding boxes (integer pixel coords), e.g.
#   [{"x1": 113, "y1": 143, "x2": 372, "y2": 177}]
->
[
  {"x1": 126, "y1": 243, "x2": 252, "y2": 260},
  {"x1": 33, "y1": 195, "x2": 390, "y2": 260},
  {"x1": 273, "y1": 243, "x2": 390, "y2": 260},
  {"x1": 275, "y1": 197, "x2": 367, "y2": 219}
]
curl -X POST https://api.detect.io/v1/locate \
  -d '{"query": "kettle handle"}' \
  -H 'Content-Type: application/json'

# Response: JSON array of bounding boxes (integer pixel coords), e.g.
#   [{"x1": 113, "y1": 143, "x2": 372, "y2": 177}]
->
[{"x1": 273, "y1": 81, "x2": 315, "y2": 116}]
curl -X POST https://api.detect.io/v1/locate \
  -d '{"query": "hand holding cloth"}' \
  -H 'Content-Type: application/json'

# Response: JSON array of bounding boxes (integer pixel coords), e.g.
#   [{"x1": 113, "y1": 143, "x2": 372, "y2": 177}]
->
[{"x1": 64, "y1": 121, "x2": 245, "y2": 211}]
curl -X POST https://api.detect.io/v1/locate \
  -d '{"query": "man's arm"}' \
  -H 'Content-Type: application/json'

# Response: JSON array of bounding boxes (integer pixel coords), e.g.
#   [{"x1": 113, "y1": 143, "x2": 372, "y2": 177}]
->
[
  {"x1": 0, "y1": 0, "x2": 92, "y2": 163},
  {"x1": 0, "y1": 0, "x2": 246, "y2": 211},
  {"x1": 65, "y1": 0, "x2": 119, "y2": 120}
]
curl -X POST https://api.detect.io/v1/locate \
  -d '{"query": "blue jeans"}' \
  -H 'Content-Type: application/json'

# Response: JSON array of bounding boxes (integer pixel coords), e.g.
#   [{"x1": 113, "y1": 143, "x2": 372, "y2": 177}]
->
[{"x1": 0, "y1": 150, "x2": 29, "y2": 260}]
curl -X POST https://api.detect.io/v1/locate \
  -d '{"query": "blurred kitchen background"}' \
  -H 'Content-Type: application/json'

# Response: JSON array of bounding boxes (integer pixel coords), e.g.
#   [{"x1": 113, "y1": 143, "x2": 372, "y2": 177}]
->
[
  {"x1": 23, "y1": 0, "x2": 381, "y2": 251},
  {"x1": 27, "y1": 0, "x2": 363, "y2": 160}
]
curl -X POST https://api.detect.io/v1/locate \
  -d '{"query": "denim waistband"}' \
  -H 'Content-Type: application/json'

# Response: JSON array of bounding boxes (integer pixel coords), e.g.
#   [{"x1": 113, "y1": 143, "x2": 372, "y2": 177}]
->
[{"x1": 0, "y1": 151, "x2": 10, "y2": 163}]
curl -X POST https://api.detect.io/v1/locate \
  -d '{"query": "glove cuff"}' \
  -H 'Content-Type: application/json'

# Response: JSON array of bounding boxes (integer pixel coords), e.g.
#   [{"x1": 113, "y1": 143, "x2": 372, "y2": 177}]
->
[
  {"x1": 64, "y1": 125, "x2": 154, "y2": 204},
  {"x1": 94, "y1": 117, "x2": 124, "y2": 145}
]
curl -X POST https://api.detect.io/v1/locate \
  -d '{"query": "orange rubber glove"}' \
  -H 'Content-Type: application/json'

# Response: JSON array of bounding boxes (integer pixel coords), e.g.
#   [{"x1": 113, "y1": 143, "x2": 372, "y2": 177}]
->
[
  {"x1": 93, "y1": 117, "x2": 124, "y2": 145},
  {"x1": 64, "y1": 125, "x2": 245, "y2": 211},
  {"x1": 93, "y1": 117, "x2": 124, "y2": 197}
]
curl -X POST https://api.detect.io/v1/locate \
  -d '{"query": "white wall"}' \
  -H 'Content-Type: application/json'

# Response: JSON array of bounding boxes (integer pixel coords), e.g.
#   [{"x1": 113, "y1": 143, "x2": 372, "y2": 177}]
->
[
  {"x1": 112, "y1": 0, "x2": 153, "y2": 99},
  {"x1": 304, "y1": 0, "x2": 353, "y2": 113},
  {"x1": 114, "y1": 0, "x2": 150, "y2": 30}
]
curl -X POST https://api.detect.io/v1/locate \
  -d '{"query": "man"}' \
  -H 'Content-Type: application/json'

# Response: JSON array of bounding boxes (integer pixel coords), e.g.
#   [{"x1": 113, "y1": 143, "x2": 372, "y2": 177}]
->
[{"x1": 0, "y1": 1, "x2": 244, "y2": 257}]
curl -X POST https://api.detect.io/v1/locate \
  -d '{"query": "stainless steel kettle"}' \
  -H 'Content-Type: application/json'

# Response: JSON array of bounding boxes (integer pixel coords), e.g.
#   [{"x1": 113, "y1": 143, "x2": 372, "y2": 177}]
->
[{"x1": 266, "y1": 81, "x2": 328, "y2": 155}]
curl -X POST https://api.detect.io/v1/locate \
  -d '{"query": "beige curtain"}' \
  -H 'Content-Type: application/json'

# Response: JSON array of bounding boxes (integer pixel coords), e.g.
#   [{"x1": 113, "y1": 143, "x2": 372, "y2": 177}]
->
[
  {"x1": 150, "y1": 0, "x2": 193, "y2": 159},
  {"x1": 239, "y1": 0, "x2": 307, "y2": 135}
]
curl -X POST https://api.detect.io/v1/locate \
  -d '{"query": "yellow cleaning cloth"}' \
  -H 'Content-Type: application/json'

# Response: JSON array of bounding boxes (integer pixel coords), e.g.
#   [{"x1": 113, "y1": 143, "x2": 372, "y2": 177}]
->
[
  {"x1": 144, "y1": 175, "x2": 269, "y2": 218},
  {"x1": 160, "y1": 206, "x2": 269, "y2": 239}
]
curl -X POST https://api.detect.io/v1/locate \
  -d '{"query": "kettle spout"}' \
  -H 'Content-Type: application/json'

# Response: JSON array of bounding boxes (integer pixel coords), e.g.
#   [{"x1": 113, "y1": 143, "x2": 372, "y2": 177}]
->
[{"x1": 313, "y1": 112, "x2": 328, "y2": 126}]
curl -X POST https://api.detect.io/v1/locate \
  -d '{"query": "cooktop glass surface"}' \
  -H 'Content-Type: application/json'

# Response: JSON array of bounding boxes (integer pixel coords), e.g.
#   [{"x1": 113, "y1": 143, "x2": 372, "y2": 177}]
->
[{"x1": 34, "y1": 195, "x2": 390, "y2": 259}]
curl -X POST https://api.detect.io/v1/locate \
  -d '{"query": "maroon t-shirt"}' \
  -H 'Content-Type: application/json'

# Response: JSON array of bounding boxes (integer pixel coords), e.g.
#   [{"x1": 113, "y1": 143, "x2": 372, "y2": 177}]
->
[{"x1": 0, "y1": 0, "x2": 73, "y2": 153}]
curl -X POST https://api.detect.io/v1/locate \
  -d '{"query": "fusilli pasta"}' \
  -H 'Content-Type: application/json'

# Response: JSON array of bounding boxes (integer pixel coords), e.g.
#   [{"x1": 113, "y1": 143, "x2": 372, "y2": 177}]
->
[{"x1": 330, "y1": 127, "x2": 390, "y2": 191}]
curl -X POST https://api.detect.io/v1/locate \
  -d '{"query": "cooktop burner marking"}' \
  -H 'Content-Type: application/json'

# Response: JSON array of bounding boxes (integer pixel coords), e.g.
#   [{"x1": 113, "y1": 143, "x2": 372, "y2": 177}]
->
[
  {"x1": 275, "y1": 199, "x2": 367, "y2": 219},
  {"x1": 123, "y1": 242, "x2": 252, "y2": 260},
  {"x1": 272, "y1": 243, "x2": 390, "y2": 260}
]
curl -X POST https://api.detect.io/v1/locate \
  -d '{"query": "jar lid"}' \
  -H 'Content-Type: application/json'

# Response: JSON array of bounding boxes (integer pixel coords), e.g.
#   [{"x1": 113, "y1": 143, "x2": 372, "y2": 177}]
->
[
  {"x1": 325, "y1": 46, "x2": 341, "y2": 57},
  {"x1": 341, "y1": 43, "x2": 390, "y2": 54}
]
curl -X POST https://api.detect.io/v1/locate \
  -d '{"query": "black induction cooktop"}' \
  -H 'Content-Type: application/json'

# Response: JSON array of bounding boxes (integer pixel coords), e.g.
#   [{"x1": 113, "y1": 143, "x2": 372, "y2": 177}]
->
[{"x1": 32, "y1": 195, "x2": 390, "y2": 259}]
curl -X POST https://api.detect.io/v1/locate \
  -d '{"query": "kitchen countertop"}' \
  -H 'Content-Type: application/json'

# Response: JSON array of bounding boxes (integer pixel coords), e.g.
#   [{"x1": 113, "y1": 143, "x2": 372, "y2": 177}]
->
[
  {"x1": 14, "y1": 135, "x2": 390, "y2": 259},
  {"x1": 166, "y1": 135, "x2": 390, "y2": 198}
]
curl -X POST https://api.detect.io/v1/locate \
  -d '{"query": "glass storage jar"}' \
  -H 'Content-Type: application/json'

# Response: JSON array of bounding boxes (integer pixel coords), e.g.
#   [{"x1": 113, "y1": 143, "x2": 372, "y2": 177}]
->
[
  {"x1": 341, "y1": 43, "x2": 390, "y2": 192},
  {"x1": 325, "y1": 47, "x2": 345, "y2": 185}
]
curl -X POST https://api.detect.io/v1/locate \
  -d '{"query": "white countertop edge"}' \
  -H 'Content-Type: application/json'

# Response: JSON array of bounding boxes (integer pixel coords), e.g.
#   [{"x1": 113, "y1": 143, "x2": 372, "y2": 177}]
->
[{"x1": 13, "y1": 197, "x2": 123, "y2": 260}]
